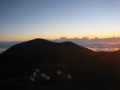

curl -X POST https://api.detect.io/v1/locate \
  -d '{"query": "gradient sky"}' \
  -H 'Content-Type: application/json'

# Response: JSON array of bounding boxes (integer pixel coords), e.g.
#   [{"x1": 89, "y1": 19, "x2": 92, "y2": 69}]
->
[{"x1": 0, "y1": 0, "x2": 120, "y2": 41}]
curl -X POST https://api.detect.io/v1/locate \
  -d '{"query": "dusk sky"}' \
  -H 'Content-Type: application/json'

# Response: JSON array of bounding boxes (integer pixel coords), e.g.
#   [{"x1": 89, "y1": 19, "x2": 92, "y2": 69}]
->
[{"x1": 0, "y1": 0, "x2": 120, "y2": 41}]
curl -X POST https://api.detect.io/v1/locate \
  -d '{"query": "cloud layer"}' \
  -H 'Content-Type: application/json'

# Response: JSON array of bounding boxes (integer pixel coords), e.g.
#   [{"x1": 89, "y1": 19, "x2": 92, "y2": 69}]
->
[
  {"x1": 0, "y1": 37, "x2": 120, "y2": 53},
  {"x1": 52, "y1": 37, "x2": 120, "y2": 52}
]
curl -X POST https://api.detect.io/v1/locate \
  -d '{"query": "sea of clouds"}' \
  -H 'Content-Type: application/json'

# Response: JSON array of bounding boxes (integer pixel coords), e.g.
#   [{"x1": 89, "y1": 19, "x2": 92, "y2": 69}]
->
[
  {"x1": 0, "y1": 37, "x2": 120, "y2": 53},
  {"x1": 0, "y1": 42, "x2": 21, "y2": 53},
  {"x1": 52, "y1": 37, "x2": 120, "y2": 52}
]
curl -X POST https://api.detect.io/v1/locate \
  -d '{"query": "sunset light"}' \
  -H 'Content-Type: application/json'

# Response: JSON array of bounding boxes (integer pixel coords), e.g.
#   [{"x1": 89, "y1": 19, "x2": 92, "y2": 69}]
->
[
  {"x1": 0, "y1": 0, "x2": 120, "y2": 42},
  {"x1": 0, "y1": 0, "x2": 120, "y2": 89}
]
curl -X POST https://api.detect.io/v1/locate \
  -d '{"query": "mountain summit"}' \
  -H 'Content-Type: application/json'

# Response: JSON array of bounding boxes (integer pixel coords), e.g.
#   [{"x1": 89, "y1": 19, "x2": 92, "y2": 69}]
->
[
  {"x1": 0, "y1": 38, "x2": 98, "y2": 76},
  {"x1": 0, "y1": 38, "x2": 120, "y2": 89}
]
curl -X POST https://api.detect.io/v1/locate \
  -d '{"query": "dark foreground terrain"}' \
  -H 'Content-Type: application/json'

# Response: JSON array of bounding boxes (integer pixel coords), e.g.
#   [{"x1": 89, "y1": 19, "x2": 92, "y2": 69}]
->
[{"x1": 0, "y1": 38, "x2": 120, "y2": 90}]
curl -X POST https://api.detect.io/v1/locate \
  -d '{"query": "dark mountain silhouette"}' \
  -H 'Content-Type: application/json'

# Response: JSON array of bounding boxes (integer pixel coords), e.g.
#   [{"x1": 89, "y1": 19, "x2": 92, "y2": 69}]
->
[
  {"x1": 0, "y1": 38, "x2": 99, "y2": 76},
  {"x1": 97, "y1": 50, "x2": 120, "y2": 63},
  {"x1": 0, "y1": 38, "x2": 120, "y2": 90}
]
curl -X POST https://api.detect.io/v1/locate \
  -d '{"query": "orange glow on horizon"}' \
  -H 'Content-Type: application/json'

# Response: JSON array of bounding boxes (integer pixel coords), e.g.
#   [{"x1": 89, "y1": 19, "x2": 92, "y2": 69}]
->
[{"x1": 0, "y1": 34, "x2": 120, "y2": 42}]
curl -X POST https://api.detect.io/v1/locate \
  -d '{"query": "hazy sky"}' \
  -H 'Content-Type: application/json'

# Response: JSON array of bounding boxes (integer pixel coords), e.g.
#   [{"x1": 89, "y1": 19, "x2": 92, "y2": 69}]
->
[{"x1": 0, "y1": 0, "x2": 120, "y2": 41}]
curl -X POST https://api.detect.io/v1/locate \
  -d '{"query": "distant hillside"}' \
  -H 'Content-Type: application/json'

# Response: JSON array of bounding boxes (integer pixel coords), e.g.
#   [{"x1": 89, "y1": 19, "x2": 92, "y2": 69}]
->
[
  {"x1": 97, "y1": 50, "x2": 120, "y2": 64},
  {"x1": 0, "y1": 38, "x2": 100, "y2": 76},
  {"x1": 0, "y1": 38, "x2": 120, "y2": 89}
]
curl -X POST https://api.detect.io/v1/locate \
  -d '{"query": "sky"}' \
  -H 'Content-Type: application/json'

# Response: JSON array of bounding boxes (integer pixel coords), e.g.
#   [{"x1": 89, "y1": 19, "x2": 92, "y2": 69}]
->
[{"x1": 0, "y1": 0, "x2": 120, "y2": 41}]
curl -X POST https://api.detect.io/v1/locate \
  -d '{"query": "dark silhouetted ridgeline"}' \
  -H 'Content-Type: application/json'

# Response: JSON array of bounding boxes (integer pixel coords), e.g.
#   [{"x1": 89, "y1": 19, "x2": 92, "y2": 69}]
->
[{"x1": 0, "y1": 38, "x2": 120, "y2": 90}]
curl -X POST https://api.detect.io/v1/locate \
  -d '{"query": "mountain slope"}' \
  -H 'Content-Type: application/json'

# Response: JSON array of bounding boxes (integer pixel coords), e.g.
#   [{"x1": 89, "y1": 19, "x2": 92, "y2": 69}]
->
[
  {"x1": 0, "y1": 38, "x2": 120, "y2": 89},
  {"x1": 97, "y1": 50, "x2": 120, "y2": 63},
  {"x1": 0, "y1": 38, "x2": 100, "y2": 76}
]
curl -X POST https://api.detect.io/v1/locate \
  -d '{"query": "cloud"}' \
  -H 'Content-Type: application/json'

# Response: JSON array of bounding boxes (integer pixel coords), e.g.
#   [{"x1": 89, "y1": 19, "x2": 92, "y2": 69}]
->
[
  {"x1": 0, "y1": 48, "x2": 6, "y2": 53},
  {"x1": 0, "y1": 37, "x2": 120, "y2": 53},
  {"x1": 52, "y1": 37, "x2": 120, "y2": 52},
  {"x1": 0, "y1": 42, "x2": 21, "y2": 53}
]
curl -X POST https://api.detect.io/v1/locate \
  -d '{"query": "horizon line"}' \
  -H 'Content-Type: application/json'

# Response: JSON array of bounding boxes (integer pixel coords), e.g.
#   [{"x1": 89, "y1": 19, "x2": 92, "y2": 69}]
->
[{"x1": 0, "y1": 36, "x2": 120, "y2": 42}]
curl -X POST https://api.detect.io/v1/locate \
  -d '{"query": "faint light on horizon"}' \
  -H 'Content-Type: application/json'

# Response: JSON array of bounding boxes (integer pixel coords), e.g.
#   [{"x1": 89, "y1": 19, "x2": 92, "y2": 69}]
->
[{"x1": 88, "y1": 47, "x2": 120, "y2": 52}]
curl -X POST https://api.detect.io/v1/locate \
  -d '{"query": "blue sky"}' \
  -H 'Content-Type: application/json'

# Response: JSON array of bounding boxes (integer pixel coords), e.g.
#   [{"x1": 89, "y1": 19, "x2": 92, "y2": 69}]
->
[{"x1": 0, "y1": 0, "x2": 120, "y2": 41}]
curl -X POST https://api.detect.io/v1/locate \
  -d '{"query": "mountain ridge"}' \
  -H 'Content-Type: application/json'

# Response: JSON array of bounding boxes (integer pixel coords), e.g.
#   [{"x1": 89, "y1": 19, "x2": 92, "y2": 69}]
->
[
  {"x1": 0, "y1": 38, "x2": 120, "y2": 89},
  {"x1": 0, "y1": 38, "x2": 100, "y2": 76}
]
